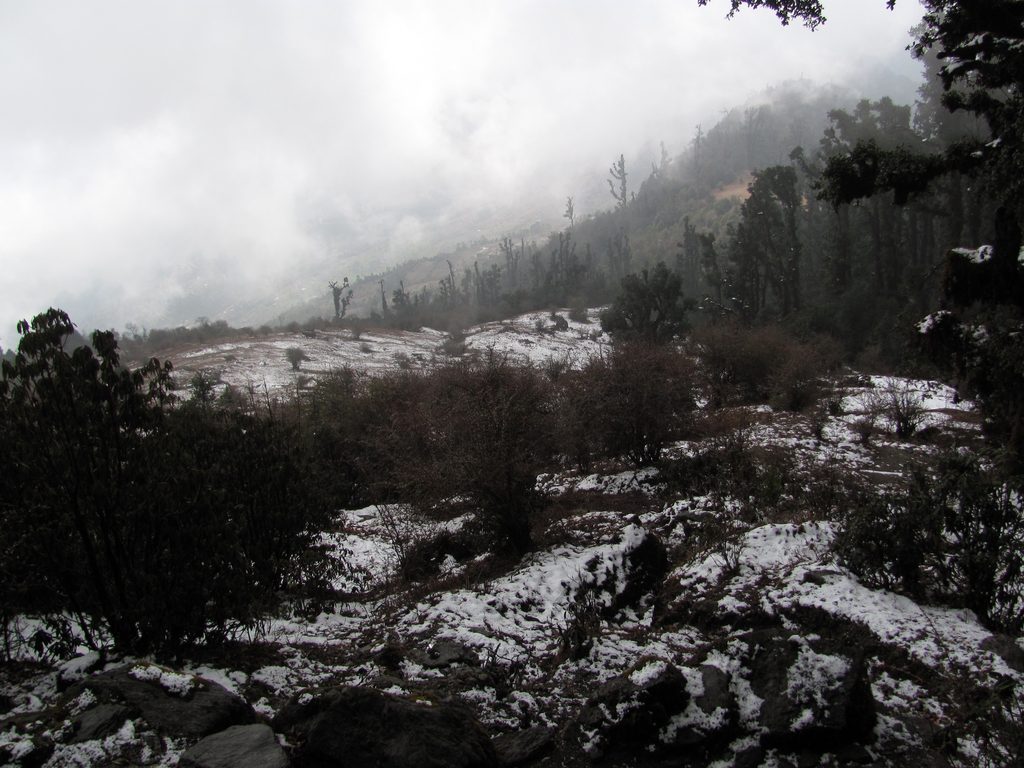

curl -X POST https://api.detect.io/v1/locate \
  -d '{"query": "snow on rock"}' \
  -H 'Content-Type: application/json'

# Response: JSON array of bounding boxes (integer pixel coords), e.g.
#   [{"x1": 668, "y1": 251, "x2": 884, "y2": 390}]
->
[
  {"x1": 128, "y1": 664, "x2": 198, "y2": 697},
  {"x1": 917, "y1": 310, "x2": 953, "y2": 334},
  {"x1": 537, "y1": 467, "x2": 663, "y2": 497},
  {"x1": 675, "y1": 521, "x2": 1019, "y2": 685},
  {"x1": 952, "y1": 244, "x2": 994, "y2": 264},
  {"x1": 398, "y1": 525, "x2": 659, "y2": 661},
  {"x1": 784, "y1": 641, "x2": 851, "y2": 722}
]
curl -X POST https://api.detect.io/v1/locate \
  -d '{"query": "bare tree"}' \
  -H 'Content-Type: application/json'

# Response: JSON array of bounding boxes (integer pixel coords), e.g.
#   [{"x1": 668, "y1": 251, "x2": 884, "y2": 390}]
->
[
  {"x1": 329, "y1": 278, "x2": 353, "y2": 320},
  {"x1": 608, "y1": 154, "x2": 628, "y2": 209}
]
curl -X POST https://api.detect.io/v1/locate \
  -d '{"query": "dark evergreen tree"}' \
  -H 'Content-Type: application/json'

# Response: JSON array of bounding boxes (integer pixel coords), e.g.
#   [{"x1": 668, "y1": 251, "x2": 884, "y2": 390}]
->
[{"x1": 601, "y1": 262, "x2": 690, "y2": 343}]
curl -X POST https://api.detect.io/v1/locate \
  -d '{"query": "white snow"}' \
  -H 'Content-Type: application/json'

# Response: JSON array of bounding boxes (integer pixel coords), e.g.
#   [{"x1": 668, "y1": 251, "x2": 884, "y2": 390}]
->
[{"x1": 128, "y1": 664, "x2": 197, "y2": 697}]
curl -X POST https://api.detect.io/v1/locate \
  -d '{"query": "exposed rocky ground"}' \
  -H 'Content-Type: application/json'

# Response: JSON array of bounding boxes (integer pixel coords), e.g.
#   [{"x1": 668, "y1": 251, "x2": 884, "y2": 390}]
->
[{"x1": 2, "y1": 314, "x2": 1021, "y2": 768}]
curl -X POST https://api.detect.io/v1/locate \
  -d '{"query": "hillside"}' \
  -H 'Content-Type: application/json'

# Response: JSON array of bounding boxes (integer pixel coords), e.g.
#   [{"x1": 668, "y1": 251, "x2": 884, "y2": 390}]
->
[
  {"x1": 2, "y1": 317, "x2": 1020, "y2": 768},
  {"x1": 164, "y1": 308, "x2": 609, "y2": 399}
]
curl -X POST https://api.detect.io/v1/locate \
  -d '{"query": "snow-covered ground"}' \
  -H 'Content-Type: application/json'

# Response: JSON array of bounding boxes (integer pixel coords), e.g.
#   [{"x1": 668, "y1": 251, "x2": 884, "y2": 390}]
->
[
  {"x1": 2, "y1": 326, "x2": 1018, "y2": 768},
  {"x1": 167, "y1": 308, "x2": 610, "y2": 398}
]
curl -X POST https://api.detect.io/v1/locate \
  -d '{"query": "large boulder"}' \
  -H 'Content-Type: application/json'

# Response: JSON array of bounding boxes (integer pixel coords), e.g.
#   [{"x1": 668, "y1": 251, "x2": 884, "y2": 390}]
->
[
  {"x1": 69, "y1": 664, "x2": 256, "y2": 739},
  {"x1": 70, "y1": 703, "x2": 135, "y2": 743},
  {"x1": 273, "y1": 686, "x2": 498, "y2": 768},
  {"x1": 597, "y1": 526, "x2": 668, "y2": 619},
  {"x1": 178, "y1": 724, "x2": 289, "y2": 768},
  {"x1": 576, "y1": 660, "x2": 697, "y2": 760},
  {"x1": 743, "y1": 630, "x2": 876, "y2": 750},
  {"x1": 491, "y1": 726, "x2": 556, "y2": 767}
]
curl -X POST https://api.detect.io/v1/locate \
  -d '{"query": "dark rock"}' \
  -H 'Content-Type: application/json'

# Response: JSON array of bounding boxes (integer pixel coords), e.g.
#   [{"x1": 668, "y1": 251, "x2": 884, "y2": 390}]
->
[
  {"x1": 178, "y1": 724, "x2": 289, "y2": 768},
  {"x1": 413, "y1": 639, "x2": 479, "y2": 669},
  {"x1": 492, "y1": 726, "x2": 555, "y2": 767},
  {"x1": 832, "y1": 742, "x2": 875, "y2": 763},
  {"x1": 743, "y1": 630, "x2": 876, "y2": 750},
  {"x1": 661, "y1": 663, "x2": 738, "y2": 748},
  {"x1": 800, "y1": 568, "x2": 843, "y2": 586},
  {"x1": 0, "y1": 735, "x2": 54, "y2": 768},
  {"x1": 70, "y1": 665, "x2": 256, "y2": 738},
  {"x1": 274, "y1": 686, "x2": 497, "y2": 768},
  {"x1": 981, "y1": 634, "x2": 1024, "y2": 674},
  {"x1": 605, "y1": 529, "x2": 668, "y2": 617},
  {"x1": 56, "y1": 651, "x2": 106, "y2": 692},
  {"x1": 732, "y1": 743, "x2": 767, "y2": 768},
  {"x1": 373, "y1": 640, "x2": 406, "y2": 670},
  {"x1": 0, "y1": 693, "x2": 13, "y2": 716},
  {"x1": 71, "y1": 703, "x2": 136, "y2": 743},
  {"x1": 696, "y1": 664, "x2": 733, "y2": 718},
  {"x1": 575, "y1": 661, "x2": 689, "y2": 759}
]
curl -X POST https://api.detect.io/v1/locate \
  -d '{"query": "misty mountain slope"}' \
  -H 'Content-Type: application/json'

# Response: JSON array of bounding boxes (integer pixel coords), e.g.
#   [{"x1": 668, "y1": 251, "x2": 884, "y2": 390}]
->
[
  {"x1": 3, "y1": 359, "x2": 1019, "y2": 768},
  {"x1": 257, "y1": 79, "x2": 883, "y2": 334}
]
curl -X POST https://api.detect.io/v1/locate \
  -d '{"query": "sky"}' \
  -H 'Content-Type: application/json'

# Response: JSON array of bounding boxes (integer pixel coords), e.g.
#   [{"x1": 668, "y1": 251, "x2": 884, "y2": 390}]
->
[{"x1": 0, "y1": 0, "x2": 926, "y2": 347}]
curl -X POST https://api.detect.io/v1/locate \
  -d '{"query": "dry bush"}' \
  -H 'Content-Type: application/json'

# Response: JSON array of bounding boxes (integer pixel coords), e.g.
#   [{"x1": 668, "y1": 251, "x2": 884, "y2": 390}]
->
[
  {"x1": 691, "y1": 323, "x2": 837, "y2": 410},
  {"x1": 367, "y1": 354, "x2": 554, "y2": 556},
  {"x1": 868, "y1": 380, "x2": 927, "y2": 439},
  {"x1": 558, "y1": 343, "x2": 696, "y2": 467}
]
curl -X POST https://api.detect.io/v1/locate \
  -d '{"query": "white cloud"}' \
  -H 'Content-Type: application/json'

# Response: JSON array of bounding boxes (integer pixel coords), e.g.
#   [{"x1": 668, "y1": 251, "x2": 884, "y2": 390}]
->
[{"x1": 0, "y1": 0, "x2": 925, "y2": 346}]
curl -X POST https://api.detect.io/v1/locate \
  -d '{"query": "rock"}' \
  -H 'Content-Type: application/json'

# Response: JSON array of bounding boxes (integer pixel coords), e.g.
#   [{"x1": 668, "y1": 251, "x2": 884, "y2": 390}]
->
[
  {"x1": 981, "y1": 634, "x2": 1024, "y2": 673},
  {"x1": 373, "y1": 640, "x2": 406, "y2": 670},
  {"x1": 412, "y1": 639, "x2": 479, "y2": 669},
  {"x1": 71, "y1": 703, "x2": 135, "y2": 743},
  {"x1": 605, "y1": 528, "x2": 668, "y2": 617},
  {"x1": 178, "y1": 724, "x2": 289, "y2": 768},
  {"x1": 274, "y1": 686, "x2": 497, "y2": 768},
  {"x1": 732, "y1": 743, "x2": 767, "y2": 768},
  {"x1": 70, "y1": 665, "x2": 256, "y2": 738},
  {"x1": 491, "y1": 726, "x2": 555, "y2": 767},
  {"x1": 0, "y1": 735, "x2": 54, "y2": 768},
  {"x1": 56, "y1": 651, "x2": 106, "y2": 691},
  {"x1": 575, "y1": 660, "x2": 689, "y2": 759},
  {"x1": 664, "y1": 663, "x2": 737, "y2": 748},
  {"x1": 743, "y1": 630, "x2": 876, "y2": 750},
  {"x1": 695, "y1": 664, "x2": 734, "y2": 718},
  {"x1": 0, "y1": 693, "x2": 13, "y2": 716}
]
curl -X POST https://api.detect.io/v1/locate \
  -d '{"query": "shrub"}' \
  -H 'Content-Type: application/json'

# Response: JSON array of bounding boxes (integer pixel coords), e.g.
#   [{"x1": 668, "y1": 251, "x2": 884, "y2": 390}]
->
[
  {"x1": 660, "y1": 431, "x2": 796, "y2": 521},
  {"x1": 600, "y1": 262, "x2": 690, "y2": 344},
  {"x1": 589, "y1": 343, "x2": 697, "y2": 465},
  {"x1": 692, "y1": 323, "x2": 834, "y2": 410},
  {"x1": 188, "y1": 369, "x2": 220, "y2": 406},
  {"x1": 303, "y1": 366, "x2": 378, "y2": 508},
  {"x1": 868, "y1": 380, "x2": 926, "y2": 439},
  {"x1": 568, "y1": 304, "x2": 590, "y2": 324},
  {"x1": 552, "y1": 366, "x2": 605, "y2": 472},
  {"x1": 836, "y1": 454, "x2": 1024, "y2": 632},
  {"x1": 834, "y1": 483, "x2": 944, "y2": 597},
  {"x1": 285, "y1": 346, "x2": 307, "y2": 371},
  {"x1": 0, "y1": 309, "x2": 335, "y2": 656},
  {"x1": 439, "y1": 334, "x2": 467, "y2": 357},
  {"x1": 555, "y1": 343, "x2": 695, "y2": 468},
  {"x1": 368, "y1": 355, "x2": 554, "y2": 556}
]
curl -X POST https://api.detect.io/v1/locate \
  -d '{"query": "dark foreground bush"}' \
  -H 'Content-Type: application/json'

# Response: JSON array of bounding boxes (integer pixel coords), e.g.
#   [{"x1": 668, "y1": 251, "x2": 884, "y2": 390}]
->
[
  {"x1": 836, "y1": 453, "x2": 1024, "y2": 632},
  {"x1": 367, "y1": 353, "x2": 555, "y2": 556},
  {"x1": 0, "y1": 309, "x2": 335, "y2": 657}
]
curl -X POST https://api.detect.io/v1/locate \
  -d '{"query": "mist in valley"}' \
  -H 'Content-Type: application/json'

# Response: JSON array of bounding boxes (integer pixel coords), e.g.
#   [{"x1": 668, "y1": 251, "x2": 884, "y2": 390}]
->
[{"x1": 0, "y1": 0, "x2": 925, "y2": 347}]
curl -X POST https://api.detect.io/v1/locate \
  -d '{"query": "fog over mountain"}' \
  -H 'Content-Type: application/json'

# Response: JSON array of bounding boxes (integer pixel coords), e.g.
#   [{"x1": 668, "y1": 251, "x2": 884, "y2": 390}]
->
[{"x1": 0, "y1": 0, "x2": 925, "y2": 347}]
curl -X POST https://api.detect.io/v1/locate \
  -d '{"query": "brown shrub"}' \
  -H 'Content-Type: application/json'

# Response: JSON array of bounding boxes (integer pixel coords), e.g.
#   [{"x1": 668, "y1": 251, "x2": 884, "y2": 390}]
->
[
  {"x1": 556, "y1": 343, "x2": 696, "y2": 467},
  {"x1": 691, "y1": 323, "x2": 837, "y2": 411}
]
